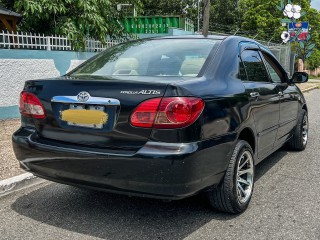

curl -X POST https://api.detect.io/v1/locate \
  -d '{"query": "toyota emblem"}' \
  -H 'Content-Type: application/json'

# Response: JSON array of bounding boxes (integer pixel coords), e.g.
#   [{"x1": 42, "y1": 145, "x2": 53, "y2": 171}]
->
[{"x1": 77, "y1": 91, "x2": 90, "y2": 102}]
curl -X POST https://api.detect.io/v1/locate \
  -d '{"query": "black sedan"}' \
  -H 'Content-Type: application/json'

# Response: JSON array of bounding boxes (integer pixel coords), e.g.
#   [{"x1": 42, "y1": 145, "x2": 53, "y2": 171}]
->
[{"x1": 13, "y1": 35, "x2": 309, "y2": 213}]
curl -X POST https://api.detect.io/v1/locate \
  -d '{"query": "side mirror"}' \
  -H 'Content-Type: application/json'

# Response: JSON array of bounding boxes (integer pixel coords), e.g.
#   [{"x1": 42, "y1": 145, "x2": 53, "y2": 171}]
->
[{"x1": 291, "y1": 72, "x2": 308, "y2": 83}]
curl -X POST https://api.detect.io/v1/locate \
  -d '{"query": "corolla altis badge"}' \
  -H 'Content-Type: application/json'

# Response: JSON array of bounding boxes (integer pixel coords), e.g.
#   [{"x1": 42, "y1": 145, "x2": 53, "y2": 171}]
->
[
  {"x1": 120, "y1": 90, "x2": 161, "y2": 95},
  {"x1": 77, "y1": 91, "x2": 90, "y2": 102}
]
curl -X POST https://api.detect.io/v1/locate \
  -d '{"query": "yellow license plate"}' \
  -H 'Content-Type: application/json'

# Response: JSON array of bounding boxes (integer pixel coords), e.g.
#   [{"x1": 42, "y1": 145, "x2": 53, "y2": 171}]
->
[{"x1": 61, "y1": 109, "x2": 108, "y2": 125}]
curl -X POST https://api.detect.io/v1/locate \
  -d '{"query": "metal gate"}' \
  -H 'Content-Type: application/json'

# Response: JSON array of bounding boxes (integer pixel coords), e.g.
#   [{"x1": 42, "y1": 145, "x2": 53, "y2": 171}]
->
[{"x1": 257, "y1": 40, "x2": 292, "y2": 76}]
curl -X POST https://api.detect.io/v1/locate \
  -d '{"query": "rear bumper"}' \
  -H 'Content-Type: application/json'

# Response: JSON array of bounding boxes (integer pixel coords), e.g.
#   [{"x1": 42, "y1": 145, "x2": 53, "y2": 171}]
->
[{"x1": 12, "y1": 127, "x2": 236, "y2": 200}]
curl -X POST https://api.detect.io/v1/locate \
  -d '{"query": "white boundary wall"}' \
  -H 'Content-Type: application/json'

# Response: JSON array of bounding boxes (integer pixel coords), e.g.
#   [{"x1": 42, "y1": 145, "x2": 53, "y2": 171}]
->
[
  {"x1": 0, "y1": 31, "x2": 121, "y2": 52},
  {"x1": 0, "y1": 59, "x2": 85, "y2": 107}
]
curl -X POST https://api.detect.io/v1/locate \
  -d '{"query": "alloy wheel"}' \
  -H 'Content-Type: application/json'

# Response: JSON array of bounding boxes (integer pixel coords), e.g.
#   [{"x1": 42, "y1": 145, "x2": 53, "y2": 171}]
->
[
  {"x1": 302, "y1": 114, "x2": 308, "y2": 146},
  {"x1": 236, "y1": 151, "x2": 254, "y2": 204}
]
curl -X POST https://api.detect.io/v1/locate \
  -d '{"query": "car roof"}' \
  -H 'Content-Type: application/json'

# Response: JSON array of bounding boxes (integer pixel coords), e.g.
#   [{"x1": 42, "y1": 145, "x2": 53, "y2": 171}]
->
[
  {"x1": 146, "y1": 35, "x2": 270, "y2": 51},
  {"x1": 145, "y1": 35, "x2": 268, "y2": 48},
  {"x1": 153, "y1": 35, "x2": 228, "y2": 40}
]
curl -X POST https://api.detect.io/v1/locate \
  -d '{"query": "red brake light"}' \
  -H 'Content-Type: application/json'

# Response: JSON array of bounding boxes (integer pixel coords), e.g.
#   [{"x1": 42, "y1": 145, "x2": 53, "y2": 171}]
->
[
  {"x1": 130, "y1": 97, "x2": 204, "y2": 129},
  {"x1": 130, "y1": 98, "x2": 161, "y2": 128},
  {"x1": 19, "y1": 91, "x2": 46, "y2": 119}
]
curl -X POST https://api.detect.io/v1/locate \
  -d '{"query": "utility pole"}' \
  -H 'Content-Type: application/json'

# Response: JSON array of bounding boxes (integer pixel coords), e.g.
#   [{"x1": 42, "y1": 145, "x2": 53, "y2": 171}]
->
[
  {"x1": 202, "y1": 0, "x2": 210, "y2": 37},
  {"x1": 197, "y1": 0, "x2": 200, "y2": 32}
]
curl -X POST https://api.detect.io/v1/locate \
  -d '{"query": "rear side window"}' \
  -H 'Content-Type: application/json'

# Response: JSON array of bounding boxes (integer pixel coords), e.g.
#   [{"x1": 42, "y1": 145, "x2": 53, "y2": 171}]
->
[
  {"x1": 262, "y1": 53, "x2": 284, "y2": 83},
  {"x1": 70, "y1": 39, "x2": 221, "y2": 79},
  {"x1": 240, "y1": 50, "x2": 270, "y2": 82}
]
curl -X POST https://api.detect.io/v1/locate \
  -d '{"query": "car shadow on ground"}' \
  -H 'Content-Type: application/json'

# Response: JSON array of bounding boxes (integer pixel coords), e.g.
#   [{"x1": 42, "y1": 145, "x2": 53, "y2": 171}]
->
[
  {"x1": 255, "y1": 149, "x2": 288, "y2": 182},
  {"x1": 11, "y1": 149, "x2": 288, "y2": 240}
]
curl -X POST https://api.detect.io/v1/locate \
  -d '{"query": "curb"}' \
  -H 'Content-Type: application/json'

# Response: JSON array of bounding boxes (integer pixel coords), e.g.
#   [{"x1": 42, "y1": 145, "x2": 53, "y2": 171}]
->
[
  {"x1": 0, "y1": 173, "x2": 45, "y2": 197},
  {"x1": 301, "y1": 86, "x2": 319, "y2": 93}
]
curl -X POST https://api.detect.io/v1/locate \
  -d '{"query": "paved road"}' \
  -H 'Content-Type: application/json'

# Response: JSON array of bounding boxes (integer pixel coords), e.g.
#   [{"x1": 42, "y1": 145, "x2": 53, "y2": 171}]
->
[{"x1": 1, "y1": 90, "x2": 320, "y2": 240}]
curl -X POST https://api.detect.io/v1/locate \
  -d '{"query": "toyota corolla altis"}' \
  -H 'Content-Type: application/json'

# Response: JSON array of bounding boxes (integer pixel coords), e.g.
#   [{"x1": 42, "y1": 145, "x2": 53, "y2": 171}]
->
[{"x1": 13, "y1": 35, "x2": 309, "y2": 213}]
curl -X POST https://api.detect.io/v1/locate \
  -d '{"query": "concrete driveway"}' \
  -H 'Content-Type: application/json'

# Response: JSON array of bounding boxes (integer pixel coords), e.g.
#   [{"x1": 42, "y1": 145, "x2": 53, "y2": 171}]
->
[{"x1": 1, "y1": 89, "x2": 320, "y2": 240}]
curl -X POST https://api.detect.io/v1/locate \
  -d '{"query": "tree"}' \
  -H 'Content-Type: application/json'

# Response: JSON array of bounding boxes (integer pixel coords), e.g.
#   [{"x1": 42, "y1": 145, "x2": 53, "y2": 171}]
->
[
  {"x1": 3, "y1": 0, "x2": 319, "y2": 54},
  {"x1": 235, "y1": 0, "x2": 314, "y2": 42},
  {"x1": 305, "y1": 7, "x2": 320, "y2": 49},
  {"x1": 141, "y1": 0, "x2": 200, "y2": 29},
  {"x1": 238, "y1": 0, "x2": 288, "y2": 41},
  {"x1": 142, "y1": 0, "x2": 187, "y2": 15},
  {"x1": 209, "y1": 0, "x2": 239, "y2": 33},
  {"x1": 306, "y1": 48, "x2": 320, "y2": 70},
  {"x1": 6, "y1": 0, "x2": 143, "y2": 50}
]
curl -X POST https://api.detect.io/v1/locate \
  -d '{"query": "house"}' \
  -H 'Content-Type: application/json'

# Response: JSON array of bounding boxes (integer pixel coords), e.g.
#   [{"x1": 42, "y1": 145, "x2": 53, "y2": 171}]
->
[{"x1": 0, "y1": 7, "x2": 21, "y2": 32}]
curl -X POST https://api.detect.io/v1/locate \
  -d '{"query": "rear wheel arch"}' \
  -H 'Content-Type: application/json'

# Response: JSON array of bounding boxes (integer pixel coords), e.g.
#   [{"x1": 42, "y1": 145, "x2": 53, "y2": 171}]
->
[
  {"x1": 302, "y1": 104, "x2": 308, "y2": 112},
  {"x1": 238, "y1": 127, "x2": 256, "y2": 154},
  {"x1": 208, "y1": 139, "x2": 255, "y2": 213}
]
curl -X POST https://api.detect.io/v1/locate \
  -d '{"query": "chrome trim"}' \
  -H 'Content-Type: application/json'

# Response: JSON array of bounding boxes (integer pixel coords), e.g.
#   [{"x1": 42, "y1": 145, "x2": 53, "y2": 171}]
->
[
  {"x1": 250, "y1": 92, "x2": 260, "y2": 98},
  {"x1": 27, "y1": 134, "x2": 198, "y2": 158},
  {"x1": 27, "y1": 134, "x2": 135, "y2": 157},
  {"x1": 76, "y1": 91, "x2": 90, "y2": 102},
  {"x1": 19, "y1": 161, "x2": 31, "y2": 171},
  {"x1": 51, "y1": 96, "x2": 120, "y2": 105},
  {"x1": 137, "y1": 142, "x2": 198, "y2": 156}
]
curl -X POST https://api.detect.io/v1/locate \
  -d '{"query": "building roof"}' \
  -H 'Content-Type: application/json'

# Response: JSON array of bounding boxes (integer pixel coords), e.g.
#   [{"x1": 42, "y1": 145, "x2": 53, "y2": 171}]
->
[{"x1": 0, "y1": 7, "x2": 22, "y2": 18}]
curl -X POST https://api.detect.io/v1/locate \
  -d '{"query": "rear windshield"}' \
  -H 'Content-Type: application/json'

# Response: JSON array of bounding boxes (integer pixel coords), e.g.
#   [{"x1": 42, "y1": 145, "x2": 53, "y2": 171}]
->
[{"x1": 69, "y1": 39, "x2": 220, "y2": 79}]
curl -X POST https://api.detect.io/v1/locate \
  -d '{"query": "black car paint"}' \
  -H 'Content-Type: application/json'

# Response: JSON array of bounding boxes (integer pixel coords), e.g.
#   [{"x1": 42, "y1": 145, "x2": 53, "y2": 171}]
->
[{"x1": 12, "y1": 35, "x2": 307, "y2": 199}]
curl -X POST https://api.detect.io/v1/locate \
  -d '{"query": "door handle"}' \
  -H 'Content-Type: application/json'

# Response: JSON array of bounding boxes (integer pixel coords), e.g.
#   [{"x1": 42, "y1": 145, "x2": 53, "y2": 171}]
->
[{"x1": 250, "y1": 92, "x2": 260, "y2": 98}]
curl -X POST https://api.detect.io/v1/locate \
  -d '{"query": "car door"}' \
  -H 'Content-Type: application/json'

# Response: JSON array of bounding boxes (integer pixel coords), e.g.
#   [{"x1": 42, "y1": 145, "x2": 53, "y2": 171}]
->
[
  {"x1": 239, "y1": 49, "x2": 280, "y2": 161},
  {"x1": 261, "y1": 52, "x2": 299, "y2": 146}
]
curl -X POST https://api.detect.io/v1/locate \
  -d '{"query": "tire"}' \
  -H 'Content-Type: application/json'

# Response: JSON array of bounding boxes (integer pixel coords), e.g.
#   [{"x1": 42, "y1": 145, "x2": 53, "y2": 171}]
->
[
  {"x1": 287, "y1": 109, "x2": 308, "y2": 151},
  {"x1": 208, "y1": 140, "x2": 254, "y2": 214}
]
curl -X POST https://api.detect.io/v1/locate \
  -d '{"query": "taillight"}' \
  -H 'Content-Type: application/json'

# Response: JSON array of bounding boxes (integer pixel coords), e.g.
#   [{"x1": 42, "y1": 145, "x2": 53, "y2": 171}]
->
[
  {"x1": 19, "y1": 91, "x2": 46, "y2": 119},
  {"x1": 130, "y1": 97, "x2": 204, "y2": 129},
  {"x1": 130, "y1": 98, "x2": 161, "y2": 128}
]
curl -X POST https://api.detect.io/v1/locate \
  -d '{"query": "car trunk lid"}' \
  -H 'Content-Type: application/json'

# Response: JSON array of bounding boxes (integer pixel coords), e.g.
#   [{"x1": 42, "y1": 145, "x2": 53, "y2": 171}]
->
[{"x1": 23, "y1": 78, "x2": 168, "y2": 151}]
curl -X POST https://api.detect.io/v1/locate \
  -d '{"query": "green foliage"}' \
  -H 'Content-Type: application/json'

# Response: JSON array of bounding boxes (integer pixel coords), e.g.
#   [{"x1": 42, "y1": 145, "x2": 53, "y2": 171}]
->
[
  {"x1": 142, "y1": 0, "x2": 240, "y2": 33},
  {"x1": 276, "y1": 0, "x2": 284, "y2": 11},
  {"x1": 299, "y1": 41, "x2": 305, "y2": 49},
  {"x1": 308, "y1": 43, "x2": 315, "y2": 50},
  {"x1": 294, "y1": 34, "x2": 316, "y2": 63},
  {"x1": 2, "y1": 0, "x2": 320, "y2": 57},
  {"x1": 280, "y1": 0, "x2": 284, "y2": 8},
  {"x1": 141, "y1": 0, "x2": 199, "y2": 30},
  {"x1": 276, "y1": 5, "x2": 283, "y2": 11},
  {"x1": 305, "y1": 50, "x2": 313, "y2": 59},
  {"x1": 11, "y1": 0, "x2": 143, "y2": 50},
  {"x1": 209, "y1": 0, "x2": 239, "y2": 32},
  {"x1": 237, "y1": 0, "x2": 284, "y2": 41},
  {"x1": 142, "y1": 0, "x2": 194, "y2": 16},
  {"x1": 306, "y1": 49, "x2": 320, "y2": 70},
  {"x1": 305, "y1": 8, "x2": 320, "y2": 49},
  {"x1": 300, "y1": 11, "x2": 306, "y2": 17}
]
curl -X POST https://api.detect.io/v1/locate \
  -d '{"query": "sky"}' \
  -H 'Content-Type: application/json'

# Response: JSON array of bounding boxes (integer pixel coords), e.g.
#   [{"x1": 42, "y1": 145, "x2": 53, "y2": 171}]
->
[{"x1": 311, "y1": 0, "x2": 320, "y2": 11}]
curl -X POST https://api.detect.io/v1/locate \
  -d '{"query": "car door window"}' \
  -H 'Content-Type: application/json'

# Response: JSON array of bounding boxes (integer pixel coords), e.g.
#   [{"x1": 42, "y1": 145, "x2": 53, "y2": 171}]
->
[
  {"x1": 262, "y1": 53, "x2": 284, "y2": 83},
  {"x1": 238, "y1": 61, "x2": 247, "y2": 81},
  {"x1": 240, "y1": 50, "x2": 270, "y2": 82}
]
